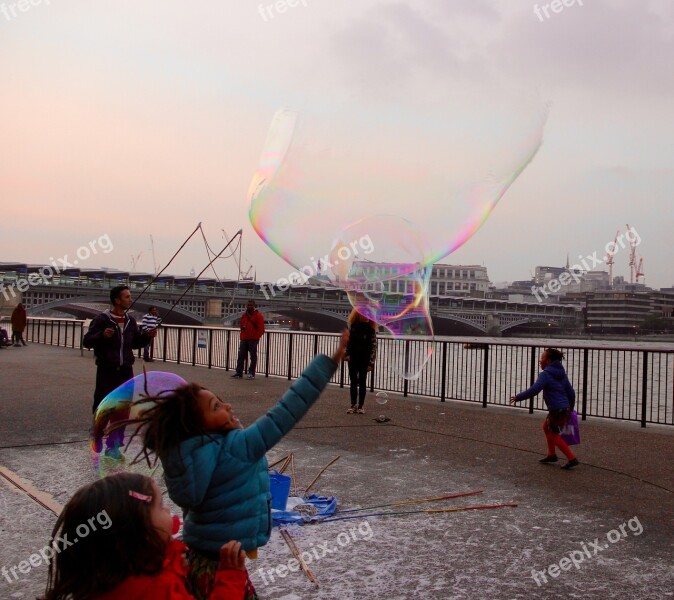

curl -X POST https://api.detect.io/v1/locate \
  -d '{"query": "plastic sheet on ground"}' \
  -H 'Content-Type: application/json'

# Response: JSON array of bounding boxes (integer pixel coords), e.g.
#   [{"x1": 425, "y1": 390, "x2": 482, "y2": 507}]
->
[{"x1": 271, "y1": 494, "x2": 338, "y2": 525}]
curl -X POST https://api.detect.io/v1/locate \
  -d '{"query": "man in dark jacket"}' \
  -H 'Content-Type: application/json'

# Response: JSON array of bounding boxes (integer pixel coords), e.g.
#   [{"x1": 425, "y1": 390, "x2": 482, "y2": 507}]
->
[{"x1": 83, "y1": 285, "x2": 155, "y2": 458}]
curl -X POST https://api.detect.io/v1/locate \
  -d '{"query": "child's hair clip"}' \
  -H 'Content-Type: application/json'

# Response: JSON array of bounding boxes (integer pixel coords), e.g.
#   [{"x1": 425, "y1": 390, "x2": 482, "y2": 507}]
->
[{"x1": 129, "y1": 490, "x2": 153, "y2": 503}]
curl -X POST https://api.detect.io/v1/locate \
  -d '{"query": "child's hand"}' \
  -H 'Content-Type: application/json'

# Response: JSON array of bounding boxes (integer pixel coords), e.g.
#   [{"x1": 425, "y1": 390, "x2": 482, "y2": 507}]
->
[
  {"x1": 509, "y1": 395, "x2": 518, "y2": 405},
  {"x1": 218, "y1": 541, "x2": 246, "y2": 571},
  {"x1": 331, "y1": 329, "x2": 349, "y2": 364}
]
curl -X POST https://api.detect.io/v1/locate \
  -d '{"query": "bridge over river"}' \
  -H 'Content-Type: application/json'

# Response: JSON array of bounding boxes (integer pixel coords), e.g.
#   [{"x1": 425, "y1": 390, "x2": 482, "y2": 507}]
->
[{"x1": 11, "y1": 273, "x2": 579, "y2": 335}]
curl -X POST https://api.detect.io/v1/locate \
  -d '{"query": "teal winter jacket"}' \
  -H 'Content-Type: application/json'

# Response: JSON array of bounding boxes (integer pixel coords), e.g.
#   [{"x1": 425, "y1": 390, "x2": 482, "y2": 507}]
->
[{"x1": 163, "y1": 354, "x2": 337, "y2": 554}]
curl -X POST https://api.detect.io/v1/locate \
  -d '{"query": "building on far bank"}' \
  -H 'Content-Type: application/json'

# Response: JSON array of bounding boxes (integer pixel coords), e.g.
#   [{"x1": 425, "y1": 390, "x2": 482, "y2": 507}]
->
[
  {"x1": 585, "y1": 291, "x2": 657, "y2": 334},
  {"x1": 428, "y1": 264, "x2": 490, "y2": 297}
]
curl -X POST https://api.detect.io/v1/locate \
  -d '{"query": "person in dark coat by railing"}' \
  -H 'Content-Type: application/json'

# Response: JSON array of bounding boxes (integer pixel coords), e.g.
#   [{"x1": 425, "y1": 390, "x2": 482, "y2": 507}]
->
[
  {"x1": 83, "y1": 286, "x2": 155, "y2": 459},
  {"x1": 11, "y1": 302, "x2": 27, "y2": 346},
  {"x1": 344, "y1": 309, "x2": 378, "y2": 414}
]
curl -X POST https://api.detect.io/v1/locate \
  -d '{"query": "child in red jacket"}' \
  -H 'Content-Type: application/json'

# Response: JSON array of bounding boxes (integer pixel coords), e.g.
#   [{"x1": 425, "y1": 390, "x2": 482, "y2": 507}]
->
[{"x1": 42, "y1": 473, "x2": 246, "y2": 600}]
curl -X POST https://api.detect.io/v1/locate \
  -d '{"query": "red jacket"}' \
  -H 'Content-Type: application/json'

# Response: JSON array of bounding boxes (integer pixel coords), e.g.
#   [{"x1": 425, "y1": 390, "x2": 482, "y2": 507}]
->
[
  {"x1": 239, "y1": 310, "x2": 264, "y2": 341},
  {"x1": 95, "y1": 540, "x2": 246, "y2": 600}
]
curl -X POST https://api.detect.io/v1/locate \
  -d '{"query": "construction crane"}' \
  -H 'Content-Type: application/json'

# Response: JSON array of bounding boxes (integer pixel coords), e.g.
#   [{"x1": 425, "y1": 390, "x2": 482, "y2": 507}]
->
[
  {"x1": 150, "y1": 235, "x2": 160, "y2": 275},
  {"x1": 240, "y1": 265, "x2": 255, "y2": 281},
  {"x1": 606, "y1": 229, "x2": 620, "y2": 286},
  {"x1": 626, "y1": 223, "x2": 638, "y2": 284},
  {"x1": 131, "y1": 252, "x2": 143, "y2": 271},
  {"x1": 635, "y1": 256, "x2": 645, "y2": 284}
]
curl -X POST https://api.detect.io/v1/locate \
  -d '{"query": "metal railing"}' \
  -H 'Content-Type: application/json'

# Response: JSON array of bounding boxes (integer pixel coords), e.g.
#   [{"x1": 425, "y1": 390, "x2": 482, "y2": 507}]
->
[{"x1": 21, "y1": 318, "x2": 674, "y2": 427}]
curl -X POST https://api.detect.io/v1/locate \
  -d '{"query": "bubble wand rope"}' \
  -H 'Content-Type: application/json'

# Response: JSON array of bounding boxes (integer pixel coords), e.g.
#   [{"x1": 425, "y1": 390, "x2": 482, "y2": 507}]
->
[
  {"x1": 158, "y1": 230, "x2": 242, "y2": 323},
  {"x1": 127, "y1": 222, "x2": 204, "y2": 312},
  {"x1": 317, "y1": 503, "x2": 517, "y2": 524},
  {"x1": 334, "y1": 490, "x2": 483, "y2": 515}
]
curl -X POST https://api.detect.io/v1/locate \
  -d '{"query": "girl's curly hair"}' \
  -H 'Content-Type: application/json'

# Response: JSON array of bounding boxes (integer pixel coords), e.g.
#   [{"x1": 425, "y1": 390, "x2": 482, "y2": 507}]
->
[{"x1": 114, "y1": 382, "x2": 217, "y2": 468}]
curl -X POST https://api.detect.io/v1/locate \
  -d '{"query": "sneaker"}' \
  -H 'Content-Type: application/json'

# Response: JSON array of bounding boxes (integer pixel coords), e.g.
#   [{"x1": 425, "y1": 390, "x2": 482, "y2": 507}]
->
[
  {"x1": 357, "y1": 407, "x2": 365, "y2": 414},
  {"x1": 230, "y1": 372, "x2": 243, "y2": 378},
  {"x1": 561, "y1": 458, "x2": 579, "y2": 470},
  {"x1": 246, "y1": 373, "x2": 255, "y2": 380},
  {"x1": 104, "y1": 446, "x2": 125, "y2": 461},
  {"x1": 539, "y1": 455, "x2": 558, "y2": 463},
  {"x1": 346, "y1": 406, "x2": 357, "y2": 414}
]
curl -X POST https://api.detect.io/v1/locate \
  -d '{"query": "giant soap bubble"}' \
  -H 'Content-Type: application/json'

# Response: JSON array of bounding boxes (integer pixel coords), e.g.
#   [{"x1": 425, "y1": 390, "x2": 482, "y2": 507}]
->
[
  {"x1": 91, "y1": 371, "x2": 187, "y2": 478},
  {"x1": 249, "y1": 83, "x2": 547, "y2": 378}
]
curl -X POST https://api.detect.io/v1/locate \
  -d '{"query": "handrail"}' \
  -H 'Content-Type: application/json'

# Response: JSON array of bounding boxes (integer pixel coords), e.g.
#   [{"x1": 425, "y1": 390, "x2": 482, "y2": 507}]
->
[{"x1": 17, "y1": 317, "x2": 674, "y2": 428}]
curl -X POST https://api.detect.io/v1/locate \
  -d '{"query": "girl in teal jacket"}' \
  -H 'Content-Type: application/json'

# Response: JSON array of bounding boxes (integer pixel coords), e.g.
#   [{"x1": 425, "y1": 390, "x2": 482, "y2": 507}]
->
[{"x1": 130, "y1": 330, "x2": 348, "y2": 599}]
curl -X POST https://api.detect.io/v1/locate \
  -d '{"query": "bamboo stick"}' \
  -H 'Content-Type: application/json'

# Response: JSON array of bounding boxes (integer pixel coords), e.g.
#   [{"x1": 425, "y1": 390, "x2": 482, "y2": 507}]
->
[
  {"x1": 280, "y1": 528, "x2": 319, "y2": 586},
  {"x1": 303, "y1": 456, "x2": 340, "y2": 496}
]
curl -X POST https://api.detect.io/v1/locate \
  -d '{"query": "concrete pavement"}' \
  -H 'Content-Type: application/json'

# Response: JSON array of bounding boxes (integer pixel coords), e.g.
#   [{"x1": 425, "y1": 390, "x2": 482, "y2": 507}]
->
[{"x1": 1, "y1": 344, "x2": 672, "y2": 599}]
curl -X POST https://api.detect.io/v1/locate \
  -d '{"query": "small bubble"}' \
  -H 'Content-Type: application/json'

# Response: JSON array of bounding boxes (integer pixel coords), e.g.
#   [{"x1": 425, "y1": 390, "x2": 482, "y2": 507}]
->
[
  {"x1": 375, "y1": 392, "x2": 388, "y2": 405},
  {"x1": 415, "y1": 405, "x2": 420, "y2": 411}
]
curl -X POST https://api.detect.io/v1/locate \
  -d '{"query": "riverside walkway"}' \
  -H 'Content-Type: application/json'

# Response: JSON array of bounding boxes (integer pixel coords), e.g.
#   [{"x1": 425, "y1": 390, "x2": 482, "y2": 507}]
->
[{"x1": 0, "y1": 344, "x2": 672, "y2": 600}]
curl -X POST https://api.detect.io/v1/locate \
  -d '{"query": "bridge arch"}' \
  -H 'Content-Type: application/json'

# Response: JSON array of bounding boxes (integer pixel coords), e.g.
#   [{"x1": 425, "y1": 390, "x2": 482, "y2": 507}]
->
[{"x1": 27, "y1": 296, "x2": 203, "y2": 325}]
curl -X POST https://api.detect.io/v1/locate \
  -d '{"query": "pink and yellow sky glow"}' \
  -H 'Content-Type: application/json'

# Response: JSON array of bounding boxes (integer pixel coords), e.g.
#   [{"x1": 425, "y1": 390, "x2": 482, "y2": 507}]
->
[{"x1": 1, "y1": 0, "x2": 672, "y2": 287}]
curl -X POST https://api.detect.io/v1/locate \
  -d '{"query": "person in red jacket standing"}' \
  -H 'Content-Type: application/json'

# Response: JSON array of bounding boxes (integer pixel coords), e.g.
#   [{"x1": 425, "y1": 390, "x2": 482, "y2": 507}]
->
[{"x1": 232, "y1": 300, "x2": 265, "y2": 380}]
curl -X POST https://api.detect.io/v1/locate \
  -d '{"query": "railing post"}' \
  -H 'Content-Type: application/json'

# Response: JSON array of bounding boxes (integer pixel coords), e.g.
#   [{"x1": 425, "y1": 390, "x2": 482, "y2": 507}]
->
[
  {"x1": 581, "y1": 348, "x2": 589, "y2": 421},
  {"x1": 641, "y1": 352, "x2": 648, "y2": 428},
  {"x1": 226, "y1": 330, "x2": 231, "y2": 371},
  {"x1": 313, "y1": 334, "x2": 318, "y2": 357},
  {"x1": 50, "y1": 320, "x2": 54, "y2": 346},
  {"x1": 161, "y1": 327, "x2": 168, "y2": 362},
  {"x1": 440, "y1": 341, "x2": 447, "y2": 402},
  {"x1": 528, "y1": 346, "x2": 537, "y2": 414},
  {"x1": 403, "y1": 339, "x2": 410, "y2": 397},
  {"x1": 176, "y1": 328, "x2": 182, "y2": 364},
  {"x1": 57, "y1": 320, "x2": 61, "y2": 347},
  {"x1": 80, "y1": 321, "x2": 84, "y2": 357},
  {"x1": 192, "y1": 329, "x2": 198, "y2": 366},
  {"x1": 287, "y1": 333, "x2": 294, "y2": 380},
  {"x1": 482, "y1": 345, "x2": 489, "y2": 408},
  {"x1": 340, "y1": 353, "x2": 345, "y2": 388},
  {"x1": 207, "y1": 329, "x2": 213, "y2": 369}
]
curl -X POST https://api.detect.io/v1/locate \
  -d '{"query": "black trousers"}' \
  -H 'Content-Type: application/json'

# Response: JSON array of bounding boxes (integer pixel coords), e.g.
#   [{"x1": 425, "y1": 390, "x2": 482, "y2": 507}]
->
[
  {"x1": 236, "y1": 339, "x2": 259, "y2": 376},
  {"x1": 348, "y1": 360, "x2": 369, "y2": 407},
  {"x1": 93, "y1": 364, "x2": 134, "y2": 450}
]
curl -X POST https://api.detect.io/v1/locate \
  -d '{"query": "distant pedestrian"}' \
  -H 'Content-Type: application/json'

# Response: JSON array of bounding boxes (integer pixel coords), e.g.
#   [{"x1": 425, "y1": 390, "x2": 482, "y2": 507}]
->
[
  {"x1": 83, "y1": 286, "x2": 156, "y2": 460},
  {"x1": 231, "y1": 300, "x2": 265, "y2": 380},
  {"x1": 510, "y1": 348, "x2": 579, "y2": 469},
  {"x1": 11, "y1": 303, "x2": 27, "y2": 346},
  {"x1": 141, "y1": 306, "x2": 161, "y2": 361},
  {"x1": 344, "y1": 309, "x2": 378, "y2": 414}
]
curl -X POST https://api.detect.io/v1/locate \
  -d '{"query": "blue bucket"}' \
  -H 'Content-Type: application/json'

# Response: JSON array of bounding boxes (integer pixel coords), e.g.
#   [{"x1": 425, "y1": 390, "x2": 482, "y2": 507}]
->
[{"x1": 269, "y1": 472, "x2": 291, "y2": 511}]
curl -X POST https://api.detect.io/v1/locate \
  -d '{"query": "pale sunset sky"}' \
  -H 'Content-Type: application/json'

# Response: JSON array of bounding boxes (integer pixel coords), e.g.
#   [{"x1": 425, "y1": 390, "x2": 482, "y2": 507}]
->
[{"x1": 1, "y1": 0, "x2": 672, "y2": 287}]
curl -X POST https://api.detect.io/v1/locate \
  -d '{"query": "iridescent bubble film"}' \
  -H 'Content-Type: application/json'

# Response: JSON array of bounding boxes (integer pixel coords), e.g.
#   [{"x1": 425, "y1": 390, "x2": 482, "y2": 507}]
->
[
  {"x1": 249, "y1": 84, "x2": 547, "y2": 379},
  {"x1": 91, "y1": 371, "x2": 187, "y2": 478}
]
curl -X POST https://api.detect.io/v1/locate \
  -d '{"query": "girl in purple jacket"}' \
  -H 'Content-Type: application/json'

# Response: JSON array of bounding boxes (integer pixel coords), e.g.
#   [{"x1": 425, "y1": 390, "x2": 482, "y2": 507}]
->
[{"x1": 510, "y1": 348, "x2": 579, "y2": 469}]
